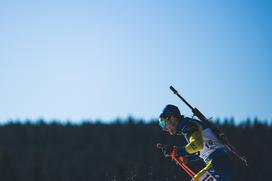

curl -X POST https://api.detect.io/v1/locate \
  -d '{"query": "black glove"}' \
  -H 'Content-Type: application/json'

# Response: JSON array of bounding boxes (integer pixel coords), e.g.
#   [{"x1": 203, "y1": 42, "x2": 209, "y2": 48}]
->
[
  {"x1": 157, "y1": 144, "x2": 179, "y2": 158},
  {"x1": 157, "y1": 143, "x2": 189, "y2": 163},
  {"x1": 162, "y1": 145, "x2": 172, "y2": 158}
]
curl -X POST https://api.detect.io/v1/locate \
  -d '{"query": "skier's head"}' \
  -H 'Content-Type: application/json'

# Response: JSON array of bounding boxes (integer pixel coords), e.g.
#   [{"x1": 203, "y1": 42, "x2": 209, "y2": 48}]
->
[{"x1": 159, "y1": 104, "x2": 181, "y2": 135}]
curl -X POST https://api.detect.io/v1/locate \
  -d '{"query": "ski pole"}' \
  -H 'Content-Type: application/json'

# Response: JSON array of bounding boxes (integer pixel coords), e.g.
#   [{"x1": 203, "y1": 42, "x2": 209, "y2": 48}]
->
[{"x1": 156, "y1": 143, "x2": 197, "y2": 181}]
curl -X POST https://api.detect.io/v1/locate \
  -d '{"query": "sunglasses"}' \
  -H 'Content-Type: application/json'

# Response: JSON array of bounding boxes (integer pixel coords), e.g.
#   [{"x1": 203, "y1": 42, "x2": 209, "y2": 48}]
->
[{"x1": 159, "y1": 117, "x2": 170, "y2": 128}]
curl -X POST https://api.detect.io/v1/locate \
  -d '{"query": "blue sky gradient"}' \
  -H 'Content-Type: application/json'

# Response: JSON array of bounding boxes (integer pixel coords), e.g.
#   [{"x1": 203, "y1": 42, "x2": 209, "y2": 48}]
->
[{"x1": 0, "y1": 0, "x2": 271, "y2": 123}]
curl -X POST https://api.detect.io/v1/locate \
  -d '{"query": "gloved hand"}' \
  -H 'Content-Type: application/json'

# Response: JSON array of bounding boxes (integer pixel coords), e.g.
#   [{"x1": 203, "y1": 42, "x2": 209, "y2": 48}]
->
[
  {"x1": 162, "y1": 145, "x2": 173, "y2": 158},
  {"x1": 163, "y1": 146, "x2": 189, "y2": 164},
  {"x1": 175, "y1": 146, "x2": 189, "y2": 163},
  {"x1": 157, "y1": 144, "x2": 187, "y2": 161}
]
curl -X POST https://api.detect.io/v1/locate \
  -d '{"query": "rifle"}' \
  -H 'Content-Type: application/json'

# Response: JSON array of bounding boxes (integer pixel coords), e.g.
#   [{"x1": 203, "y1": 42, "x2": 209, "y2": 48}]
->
[{"x1": 169, "y1": 86, "x2": 248, "y2": 166}]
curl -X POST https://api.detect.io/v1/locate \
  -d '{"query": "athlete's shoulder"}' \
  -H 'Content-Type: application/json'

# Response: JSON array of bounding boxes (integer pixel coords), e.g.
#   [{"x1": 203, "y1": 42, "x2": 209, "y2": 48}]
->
[{"x1": 180, "y1": 117, "x2": 204, "y2": 136}]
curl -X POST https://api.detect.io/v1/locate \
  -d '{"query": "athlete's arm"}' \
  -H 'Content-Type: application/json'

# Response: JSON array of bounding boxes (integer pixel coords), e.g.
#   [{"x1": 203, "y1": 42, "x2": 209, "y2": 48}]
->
[
  {"x1": 185, "y1": 131, "x2": 204, "y2": 154},
  {"x1": 182, "y1": 121, "x2": 204, "y2": 154}
]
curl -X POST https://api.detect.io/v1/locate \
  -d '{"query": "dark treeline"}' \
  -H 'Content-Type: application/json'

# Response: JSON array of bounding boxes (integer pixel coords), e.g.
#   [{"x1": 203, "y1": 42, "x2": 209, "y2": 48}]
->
[{"x1": 0, "y1": 117, "x2": 271, "y2": 181}]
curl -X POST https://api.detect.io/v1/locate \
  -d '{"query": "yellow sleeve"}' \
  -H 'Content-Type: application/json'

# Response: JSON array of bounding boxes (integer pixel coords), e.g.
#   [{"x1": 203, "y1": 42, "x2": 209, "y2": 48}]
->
[
  {"x1": 194, "y1": 160, "x2": 213, "y2": 180},
  {"x1": 184, "y1": 131, "x2": 204, "y2": 154}
]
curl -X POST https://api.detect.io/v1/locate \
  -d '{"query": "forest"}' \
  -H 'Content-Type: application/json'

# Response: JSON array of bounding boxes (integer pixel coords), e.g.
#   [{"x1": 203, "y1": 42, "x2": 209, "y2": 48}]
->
[{"x1": 0, "y1": 117, "x2": 271, "y2": 181}]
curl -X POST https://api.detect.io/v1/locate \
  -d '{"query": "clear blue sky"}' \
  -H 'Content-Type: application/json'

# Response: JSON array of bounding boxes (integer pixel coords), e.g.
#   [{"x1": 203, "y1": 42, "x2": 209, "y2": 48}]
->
[{"x1": 0, "y1": 0, "x2": 271, "y2": 123}]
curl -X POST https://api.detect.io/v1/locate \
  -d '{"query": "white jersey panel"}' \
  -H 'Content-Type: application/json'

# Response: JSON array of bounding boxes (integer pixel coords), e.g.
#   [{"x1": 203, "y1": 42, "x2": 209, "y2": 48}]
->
[{"x1": 199, "y1": 128, "x2": 225, "y2": 160}]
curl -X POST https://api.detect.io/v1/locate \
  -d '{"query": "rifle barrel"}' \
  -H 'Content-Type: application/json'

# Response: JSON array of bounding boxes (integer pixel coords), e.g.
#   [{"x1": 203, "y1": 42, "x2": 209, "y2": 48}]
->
[{"x1": 170, "y1": 86, "x2": 194, "y2": 110}]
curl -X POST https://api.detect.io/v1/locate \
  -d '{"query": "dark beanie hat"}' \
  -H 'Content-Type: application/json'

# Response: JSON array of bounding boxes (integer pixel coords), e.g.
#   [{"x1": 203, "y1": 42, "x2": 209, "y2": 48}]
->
[{"x1": 159, "y1": 104, "x2": 180, "y2": 119}]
